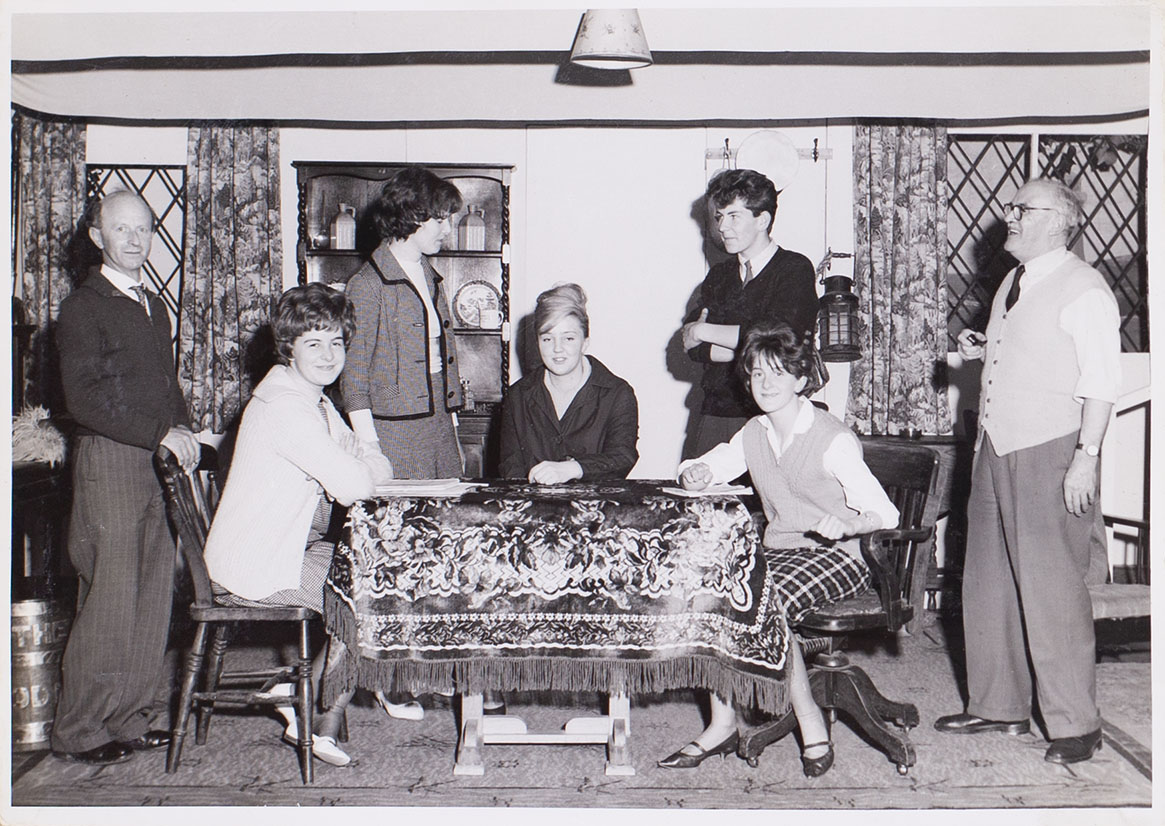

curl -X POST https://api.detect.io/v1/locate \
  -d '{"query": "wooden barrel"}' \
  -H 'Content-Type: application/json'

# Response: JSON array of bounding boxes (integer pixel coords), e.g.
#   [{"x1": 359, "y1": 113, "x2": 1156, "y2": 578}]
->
[{"x1": 11, "y1": 598, "x2": 72, "y2": 751}]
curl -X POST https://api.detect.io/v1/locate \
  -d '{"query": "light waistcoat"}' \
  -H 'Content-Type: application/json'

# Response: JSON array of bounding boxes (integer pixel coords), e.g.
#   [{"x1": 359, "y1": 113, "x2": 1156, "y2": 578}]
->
[
  {"x1": 743, "y1": 406, "x2": 864, "y2": 560},
  {"x1": 979, "y1": 254, "x2": 1113, "y2": 456}
]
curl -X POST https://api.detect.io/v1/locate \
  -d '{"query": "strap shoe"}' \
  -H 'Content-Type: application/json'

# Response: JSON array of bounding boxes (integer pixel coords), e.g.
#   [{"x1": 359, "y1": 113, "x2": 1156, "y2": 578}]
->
[
  {"x1": 934, "y1": 713, "x2": 1029, "y2": 735},
  {"x1": 658, "y1": 732, "x2": 739, "y2": 769}
]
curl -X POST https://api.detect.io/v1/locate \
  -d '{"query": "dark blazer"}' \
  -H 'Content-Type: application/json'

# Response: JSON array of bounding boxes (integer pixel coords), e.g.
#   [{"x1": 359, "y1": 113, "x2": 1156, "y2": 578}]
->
[
  {"x1": 499, "y1": 356, "x2": 639, "y2": 480},
  {"x1": 341, "y1": 244, "x2": 463, "y2": 419},
  {"x1": 56, "y1": 267, "x2": 189, "y2": 448},
  {"x1": 685, "y1": 246, "x2": 819, "y2": 418}
]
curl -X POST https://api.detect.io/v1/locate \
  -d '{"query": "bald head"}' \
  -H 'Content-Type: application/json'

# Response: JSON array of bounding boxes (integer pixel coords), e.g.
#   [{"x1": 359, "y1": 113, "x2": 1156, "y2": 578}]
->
[{"x1": 89, "y1": 191, "x2": 155, "y2": 279}]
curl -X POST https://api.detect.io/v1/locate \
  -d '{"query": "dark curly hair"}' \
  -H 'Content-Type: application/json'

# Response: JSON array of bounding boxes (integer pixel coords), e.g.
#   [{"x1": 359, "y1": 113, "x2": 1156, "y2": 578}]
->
[
  {"x1": 368, "y1": 166, "x2": 464, "y2": 243},
  {"x1": 272, "y1": 283, "x2": 356, "y2": 365},
  {"x1": 705, "y1": 169, "x2": 778, "y2": 233},
  {"x1": 737, "y1": 321, "x2": 824, "y2": 398}
]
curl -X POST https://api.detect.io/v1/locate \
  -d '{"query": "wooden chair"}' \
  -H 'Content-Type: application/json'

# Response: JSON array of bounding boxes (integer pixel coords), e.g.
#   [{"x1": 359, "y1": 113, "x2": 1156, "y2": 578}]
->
[
  {"x1": 154, "y1": 445, "x2": 319, "y2": 784},
  {"x1": 738, "y1": 439, "x2": 941, "y2": 775}
]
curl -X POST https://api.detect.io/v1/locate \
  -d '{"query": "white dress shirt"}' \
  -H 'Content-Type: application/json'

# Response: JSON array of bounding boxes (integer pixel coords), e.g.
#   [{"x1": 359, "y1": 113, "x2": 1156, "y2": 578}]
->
[{"x1": 678, "y1": 397, "x2": 900, "y2": 529}]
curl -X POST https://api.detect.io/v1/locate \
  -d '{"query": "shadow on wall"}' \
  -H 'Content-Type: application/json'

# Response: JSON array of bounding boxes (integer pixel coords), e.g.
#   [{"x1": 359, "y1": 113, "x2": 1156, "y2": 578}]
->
[{"x1": 664, "y1": 193, "x2": 736, "y2": 460}]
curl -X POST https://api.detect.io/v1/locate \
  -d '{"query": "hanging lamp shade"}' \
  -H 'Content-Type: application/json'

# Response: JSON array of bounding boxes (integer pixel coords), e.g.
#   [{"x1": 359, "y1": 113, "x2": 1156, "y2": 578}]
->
[
  {"x1": 818, "y1": 276, "x2": 862, "y2": 362},
  {"x1": 570, "y1": 9, "x2": 653, "y2": 70}
]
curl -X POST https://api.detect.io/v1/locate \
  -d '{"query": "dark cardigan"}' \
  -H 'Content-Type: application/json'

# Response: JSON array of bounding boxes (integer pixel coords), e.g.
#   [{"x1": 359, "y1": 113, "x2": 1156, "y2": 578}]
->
[
  {"x1": 56, "y1": 267, "x2": 189, "y2": 449},
  {"x1": 685, "y1": 247, "x2": 819, "y2": 418}
]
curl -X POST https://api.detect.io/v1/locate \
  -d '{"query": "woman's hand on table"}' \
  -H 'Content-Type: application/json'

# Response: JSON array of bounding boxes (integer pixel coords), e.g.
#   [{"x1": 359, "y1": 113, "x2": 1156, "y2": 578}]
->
[
  {"x1": 528, "y1": 459, "x2": 583, "y2": 485},
  {"x1": 679, "y1": 463, "x2": 713, "y2": 491}
]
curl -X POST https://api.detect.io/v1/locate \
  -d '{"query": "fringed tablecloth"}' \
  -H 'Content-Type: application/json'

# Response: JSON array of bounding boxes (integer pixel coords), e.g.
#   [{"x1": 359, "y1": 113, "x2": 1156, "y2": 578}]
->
[{"x1": 325, "y1": 481, "x2": 790, "y2": 713}]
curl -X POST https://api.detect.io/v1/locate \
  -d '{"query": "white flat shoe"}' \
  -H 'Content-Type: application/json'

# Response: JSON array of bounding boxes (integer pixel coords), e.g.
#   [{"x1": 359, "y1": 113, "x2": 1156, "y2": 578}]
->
[
  {"x1": 375, "y1": 691, "x2": 424, "y2": 721},
  {"x1": 282, "y1": 730, "x2": 351, "y2": 767}
]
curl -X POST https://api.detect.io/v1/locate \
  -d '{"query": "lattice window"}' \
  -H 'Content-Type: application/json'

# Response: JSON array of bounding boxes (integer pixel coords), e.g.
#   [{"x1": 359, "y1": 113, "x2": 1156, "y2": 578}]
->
[
  {"x1": 86, "y1": 165, "x2": 187, "y2": 355},
  {"x1": 945, "y1": 134, "x2": 1148, "y2": 352},
  {"x1": 946, "y1": 136, "x2": 1031, "y2": 347},
  {"x1": 1039, "y1": 136, "x2": 1149, "y2": 352}
]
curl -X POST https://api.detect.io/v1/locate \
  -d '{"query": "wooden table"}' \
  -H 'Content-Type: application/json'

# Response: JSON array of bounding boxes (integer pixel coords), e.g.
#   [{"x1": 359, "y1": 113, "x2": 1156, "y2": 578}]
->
[{"x1": 325, "y1": 480, "x2": 792, "y2": 776}]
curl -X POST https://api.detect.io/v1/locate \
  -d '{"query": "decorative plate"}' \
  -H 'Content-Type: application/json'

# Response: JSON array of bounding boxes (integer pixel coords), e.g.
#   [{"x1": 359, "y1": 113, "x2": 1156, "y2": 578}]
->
[{"x1": 453, "y1": 280, "x2": 501, "y2": 327}]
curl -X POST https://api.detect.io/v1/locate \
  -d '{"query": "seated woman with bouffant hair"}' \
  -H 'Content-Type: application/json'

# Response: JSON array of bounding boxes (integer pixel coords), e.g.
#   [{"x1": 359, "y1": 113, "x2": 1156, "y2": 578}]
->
[
  {"x1": 204, "y1": 282, "x2": 394, "y2": 767},
  {"x1": 499, "y1": 282, "x2": 639, "y2": 483}
]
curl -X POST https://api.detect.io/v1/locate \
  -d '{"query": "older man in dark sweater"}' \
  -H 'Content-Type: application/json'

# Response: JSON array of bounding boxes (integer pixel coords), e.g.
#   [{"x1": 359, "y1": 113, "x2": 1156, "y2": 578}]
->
[{"x1": 51, "y1": 191, "x2": 201, "y2": 766}]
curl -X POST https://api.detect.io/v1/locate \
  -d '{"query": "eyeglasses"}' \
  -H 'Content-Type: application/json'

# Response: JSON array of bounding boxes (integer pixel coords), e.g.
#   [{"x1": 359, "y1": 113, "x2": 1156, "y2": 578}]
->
[{"x1": 1002, "y1": 203, "x2": 1058, "y2": 221}]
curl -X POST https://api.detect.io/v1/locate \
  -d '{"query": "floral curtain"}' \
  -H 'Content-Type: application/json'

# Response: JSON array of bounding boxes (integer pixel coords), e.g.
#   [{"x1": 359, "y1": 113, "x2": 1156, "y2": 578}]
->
[
  {"x1": 848, "y1": 124, "x2": 952, "y2": 436},
  {"x1": 13, "y1": 110, "x2": 88, "y2": 413},
  {"x1": 179, "y1": 124, "x2": 284, "y2": 434}
]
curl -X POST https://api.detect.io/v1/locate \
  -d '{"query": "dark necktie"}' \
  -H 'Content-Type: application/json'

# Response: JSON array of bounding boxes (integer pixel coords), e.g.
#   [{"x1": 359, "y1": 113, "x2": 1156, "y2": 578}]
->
[
  {"x1": 130, "y1": 284, "x2": 151, "y2": 317},
  {"x1": 743, "y1": 260, "x2": 754, "y2": 286},
  {"x1": 1004, "y1": 264, "x2": 1026, "y2": 311}
]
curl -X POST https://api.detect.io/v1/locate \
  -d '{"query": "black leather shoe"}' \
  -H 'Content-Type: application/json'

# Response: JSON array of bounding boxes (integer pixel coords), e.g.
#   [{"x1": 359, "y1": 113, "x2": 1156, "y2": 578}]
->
[
  {"x1": 934, "y1": 713, "x2": 1030, "y2": 735},
  {"x1": 801, "y1": 740, "x2": 835, "y2": 778},
  {"x1": 119, "y1": 729, "x2": 172, "y2": 751},
  {"x1": 1045, "y1": 728, "x2": 1102, "y2": 764},
  {"x1": 54, "y1": 742, "x2": 134, "y2": 766},
  {"x1": 657, "y1": 732, "x2": 739, "y2": 769}
]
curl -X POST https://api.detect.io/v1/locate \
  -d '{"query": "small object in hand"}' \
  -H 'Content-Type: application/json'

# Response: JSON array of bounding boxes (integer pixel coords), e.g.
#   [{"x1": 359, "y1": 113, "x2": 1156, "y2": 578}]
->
[{"x1": 968, "y1": 331, "x2": 987, "y2": 345}]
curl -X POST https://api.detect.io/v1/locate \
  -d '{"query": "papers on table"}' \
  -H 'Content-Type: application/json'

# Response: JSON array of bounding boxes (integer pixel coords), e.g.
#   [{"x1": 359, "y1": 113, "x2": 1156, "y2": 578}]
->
[
  {"x1": 374, "y1": 479, "x2": 485, "y2": 498},
  {"x1": 660, "y1": 484, "x2": 753, "y2": 498}
]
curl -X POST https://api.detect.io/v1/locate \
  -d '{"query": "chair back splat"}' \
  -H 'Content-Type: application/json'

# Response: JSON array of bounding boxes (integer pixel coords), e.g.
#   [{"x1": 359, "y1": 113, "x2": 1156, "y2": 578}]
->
[
  {"x1": 154, "y1": 444, "x2": 219, "y2": 608},
  {"x1": 738, "y1": 438, "x2": 941, "y2": 776}
]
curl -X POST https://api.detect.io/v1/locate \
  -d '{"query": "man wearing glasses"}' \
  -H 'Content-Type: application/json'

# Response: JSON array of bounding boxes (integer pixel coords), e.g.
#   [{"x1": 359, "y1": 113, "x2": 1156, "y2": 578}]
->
[{"x1": 935, "y1": 179, "x2": 1120, "y2": 764}]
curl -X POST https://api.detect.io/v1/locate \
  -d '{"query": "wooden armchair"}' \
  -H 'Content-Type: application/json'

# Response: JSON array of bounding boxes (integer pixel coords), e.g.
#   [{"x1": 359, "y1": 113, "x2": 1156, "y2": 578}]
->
[
  {"x1": 154, "y1": 445, "x2": 321, "y2": 784},
  {"x1": 738, "y1": 438, "x2": 941, "y2": 775}
]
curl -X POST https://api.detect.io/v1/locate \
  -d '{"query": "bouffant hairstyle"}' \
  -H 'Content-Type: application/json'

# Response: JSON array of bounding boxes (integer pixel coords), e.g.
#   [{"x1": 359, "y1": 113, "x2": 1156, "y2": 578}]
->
[
  {"x1": 272, "y1": 283, "x2": 356, "y2": 365},
  {"x1": 534, "y1": 282, "x2": 590, "y2": 338},
  {"x1": 705, "y1": 168, "x2": 778, "y2": 233},
  {"x1": 369, "y1": 166, "x2": 464, "y2": 243},
  {"x1": 737, "y1": 321, "x2": 824, "y2": 398}
]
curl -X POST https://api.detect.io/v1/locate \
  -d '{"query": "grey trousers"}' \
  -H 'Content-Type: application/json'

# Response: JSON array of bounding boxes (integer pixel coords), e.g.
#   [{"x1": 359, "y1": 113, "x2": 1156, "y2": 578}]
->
[
  {"x1": 962, "y1": 431, "x2": 1102, "y2": 740},
  {"x1": 51, "y1": 435, "x2": 175, "y2": 753}
]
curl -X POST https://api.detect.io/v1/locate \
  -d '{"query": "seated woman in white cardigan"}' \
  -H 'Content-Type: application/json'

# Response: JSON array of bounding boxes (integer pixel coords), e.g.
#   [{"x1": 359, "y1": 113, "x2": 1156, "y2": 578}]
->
[{"x1": 204, "y1": 283, "x2": 394, "y2": 767}]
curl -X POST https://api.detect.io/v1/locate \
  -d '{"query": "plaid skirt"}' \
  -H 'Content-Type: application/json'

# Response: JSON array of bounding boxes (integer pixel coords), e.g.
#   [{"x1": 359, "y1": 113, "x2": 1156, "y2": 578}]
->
[{"x1": 762, "y1": 545, "x2": 872, "y2": 624}]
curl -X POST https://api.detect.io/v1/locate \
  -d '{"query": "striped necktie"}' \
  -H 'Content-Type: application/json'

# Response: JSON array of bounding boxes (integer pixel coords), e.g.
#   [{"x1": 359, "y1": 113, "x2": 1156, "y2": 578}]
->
[
  {"x1": 317, "y1": 399, "x2": 331, "y2": 434},
  {"x1": 129, "y1": 284, "x2": 151, "y2": 317},
  {"x1": 1004, "y1": 265, "x2": 1026, "y2": 311}
]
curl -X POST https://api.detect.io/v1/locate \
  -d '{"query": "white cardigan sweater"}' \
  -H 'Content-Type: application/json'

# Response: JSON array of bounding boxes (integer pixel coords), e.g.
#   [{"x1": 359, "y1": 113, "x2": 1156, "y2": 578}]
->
[{"x1": 204, "y1": 364, "x2": 392, "y2": 600}]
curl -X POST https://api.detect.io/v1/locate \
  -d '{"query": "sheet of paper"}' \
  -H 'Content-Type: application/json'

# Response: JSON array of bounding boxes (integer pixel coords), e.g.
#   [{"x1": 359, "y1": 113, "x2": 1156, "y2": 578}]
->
[
  {"x1": 374, "y1": 479, "x2": 484, "y2": 497},
  {"x1": 660, "y1": 484, "x2": 753, "y2": 498}
]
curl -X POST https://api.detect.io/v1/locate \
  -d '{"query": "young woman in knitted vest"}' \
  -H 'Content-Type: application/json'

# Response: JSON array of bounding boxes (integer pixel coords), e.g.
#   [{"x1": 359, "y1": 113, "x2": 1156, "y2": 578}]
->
[{"x1": 658, "y1": 322, "x2": 899, "y2": 777}]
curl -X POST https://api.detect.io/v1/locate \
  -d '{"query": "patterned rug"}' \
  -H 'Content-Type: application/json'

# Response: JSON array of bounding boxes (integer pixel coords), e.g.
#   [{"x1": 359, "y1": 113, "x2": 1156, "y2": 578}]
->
[{"x1": 8, "y1": 611, "x2": 1152, "y2": 823}]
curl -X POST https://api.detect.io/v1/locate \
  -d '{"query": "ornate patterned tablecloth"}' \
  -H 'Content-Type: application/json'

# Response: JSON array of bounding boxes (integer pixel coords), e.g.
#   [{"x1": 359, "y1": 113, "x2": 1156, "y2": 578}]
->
[{"x1": 325, "y1": 481, "x2": 790, "y2": 713}]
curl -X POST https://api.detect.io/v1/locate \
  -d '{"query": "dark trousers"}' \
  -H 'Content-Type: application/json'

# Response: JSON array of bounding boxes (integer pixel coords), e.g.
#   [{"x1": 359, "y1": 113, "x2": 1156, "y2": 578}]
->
[
  {"x1": 962, "y1": 431, "x2": 1102, "y2": 739},
  {"x1": 689, "y1": 412, "x2": 749, "y2": 459},
  {"x1": 51, "y1": 435, "x2": 176, "y2": 753}
]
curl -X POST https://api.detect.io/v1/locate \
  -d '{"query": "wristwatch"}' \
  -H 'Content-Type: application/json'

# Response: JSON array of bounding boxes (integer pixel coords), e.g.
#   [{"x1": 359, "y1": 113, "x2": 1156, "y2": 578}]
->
[{"x1": 1075, "y1": 442, "x2": 1100, "y2": 457}]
